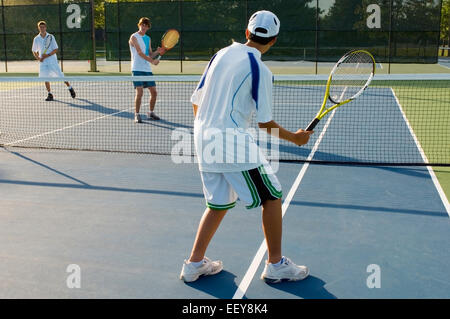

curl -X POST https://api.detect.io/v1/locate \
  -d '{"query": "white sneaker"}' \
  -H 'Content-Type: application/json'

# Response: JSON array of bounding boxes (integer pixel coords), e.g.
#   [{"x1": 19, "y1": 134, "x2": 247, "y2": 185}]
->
[
  {"x1": 260, "y1": 256, "x2": 309, "y2": 284},
  {"x1": 180, "y1": 257, "x2": 223, "y2": 282}
]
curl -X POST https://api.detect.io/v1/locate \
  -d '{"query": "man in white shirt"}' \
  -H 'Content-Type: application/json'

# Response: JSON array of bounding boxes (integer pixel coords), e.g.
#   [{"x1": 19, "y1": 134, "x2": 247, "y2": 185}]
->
[
  {"x1": 180, "y1": 11, "x2": 314, "y2": 284},
  {"x1": 32, "y1": 21, "x2": 75, "y2": 101},
  {"x1": 129, "y1": 17, "x2": 165, "y2": 123}
]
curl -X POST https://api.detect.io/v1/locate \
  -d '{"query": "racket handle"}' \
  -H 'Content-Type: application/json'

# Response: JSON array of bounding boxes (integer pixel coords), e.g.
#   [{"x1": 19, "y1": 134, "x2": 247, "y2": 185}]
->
[
  {"x1": 154, "y1": 53, "x2": 161, "y2": 60},
  {"x1": 306, "y1": 118, "x2": 320, "y2": 131}
]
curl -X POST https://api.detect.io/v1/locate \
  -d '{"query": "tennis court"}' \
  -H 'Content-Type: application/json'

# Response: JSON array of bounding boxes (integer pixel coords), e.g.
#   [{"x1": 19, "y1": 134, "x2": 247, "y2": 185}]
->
[
  {"x1": 1, "y1": 0, "x2": 449, "y2": 302},
  {"x1": 0, "y1": 75, "x2": 449, "y2": 298}
]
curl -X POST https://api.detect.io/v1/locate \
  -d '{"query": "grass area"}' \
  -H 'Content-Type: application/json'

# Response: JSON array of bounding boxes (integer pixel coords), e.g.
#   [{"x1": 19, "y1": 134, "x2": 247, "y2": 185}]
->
[{"x1": 390, "y1": 80, "x2": 450, "y2": 201}]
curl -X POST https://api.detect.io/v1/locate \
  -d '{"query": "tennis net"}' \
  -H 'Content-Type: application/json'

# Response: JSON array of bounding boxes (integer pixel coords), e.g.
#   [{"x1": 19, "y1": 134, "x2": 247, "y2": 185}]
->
[{"x1": 0, "y1": 74, "x2": 449, "y2": 166}]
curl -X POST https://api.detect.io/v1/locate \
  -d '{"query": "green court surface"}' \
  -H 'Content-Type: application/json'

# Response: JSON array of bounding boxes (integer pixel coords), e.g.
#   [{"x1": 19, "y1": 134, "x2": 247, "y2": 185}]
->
[{"x1": 390, "y1": 81, "x2": 450, "y2": 199}]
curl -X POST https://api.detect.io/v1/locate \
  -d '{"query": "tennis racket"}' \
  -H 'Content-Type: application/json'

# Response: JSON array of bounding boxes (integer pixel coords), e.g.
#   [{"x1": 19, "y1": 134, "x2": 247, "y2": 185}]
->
[
  {"x1": 305, "y1": 49, "x2": 376, "y2": 131},
  {"x1": 42, "y1": 34, "x2": 53, "y2": 55},
  {"x1": 155, "y1": 29, "x2": 180, "y2": 60}
]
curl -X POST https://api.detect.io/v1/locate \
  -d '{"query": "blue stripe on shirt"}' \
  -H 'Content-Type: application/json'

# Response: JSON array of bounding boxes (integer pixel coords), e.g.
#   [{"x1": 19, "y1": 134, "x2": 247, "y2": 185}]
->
[
  {"x1": 247, "y1": 52, "x2": 260, "y2": 109},
  {"x1": 143, "y1": 35, "x2": 150, "y2": 56},
  {"x1": 197, "y1": 53, "x2": 217, "y2": 90}
]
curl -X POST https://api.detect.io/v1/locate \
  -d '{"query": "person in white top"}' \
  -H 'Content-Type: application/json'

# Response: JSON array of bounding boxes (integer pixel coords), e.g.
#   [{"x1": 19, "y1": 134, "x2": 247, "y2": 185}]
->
[
  {"x1": 129, "y1": 17, "x2": 166, "y2": 123},
  {"x1": 32, "y1": 21, "x2": 75, "y2": 101},
  {"x1": 180, "y1": 11, "x2": 314, "y2": 284}
]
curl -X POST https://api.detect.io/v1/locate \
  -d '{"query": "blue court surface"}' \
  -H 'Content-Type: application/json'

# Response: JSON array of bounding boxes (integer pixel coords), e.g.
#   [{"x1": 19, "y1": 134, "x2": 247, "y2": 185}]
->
[{"x1": 0, "y1": 148, "x2": 448, "y2": 299}]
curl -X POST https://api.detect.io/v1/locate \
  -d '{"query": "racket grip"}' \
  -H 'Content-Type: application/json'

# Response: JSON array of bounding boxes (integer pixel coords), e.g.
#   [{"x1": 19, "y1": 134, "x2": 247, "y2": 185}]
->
[
  {"x1": 154, "y1": 53, "x2": 161, "y2": 60},
  {"x1": 306, "y1": 118, "x2": 319, "y2": 131}
]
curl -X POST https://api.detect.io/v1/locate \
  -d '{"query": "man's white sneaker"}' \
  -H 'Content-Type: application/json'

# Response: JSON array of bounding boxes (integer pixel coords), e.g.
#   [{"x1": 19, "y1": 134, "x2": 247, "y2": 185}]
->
[
  {"x1": 180, "y1": 257, "x2": 223, "y2": 282},
  {"x1": 260, "y1": 256, "x2": 309, "y2": 284}
]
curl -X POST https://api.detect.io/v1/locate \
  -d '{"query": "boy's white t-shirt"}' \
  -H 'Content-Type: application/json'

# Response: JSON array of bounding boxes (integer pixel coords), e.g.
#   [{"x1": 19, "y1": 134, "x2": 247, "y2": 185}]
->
[
  {"x1": 191, "y1": 42, "x2": 273, "y2": 172},
  {"x1": 32, "y1": 33, "x2": 59, "y2": 66}
]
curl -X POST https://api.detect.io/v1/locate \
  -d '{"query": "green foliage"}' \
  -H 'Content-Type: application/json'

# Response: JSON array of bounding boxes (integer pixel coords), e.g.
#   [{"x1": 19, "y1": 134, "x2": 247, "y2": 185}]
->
[{"x1": 441, "y1": 0, "x2": 450, "y2": 44}]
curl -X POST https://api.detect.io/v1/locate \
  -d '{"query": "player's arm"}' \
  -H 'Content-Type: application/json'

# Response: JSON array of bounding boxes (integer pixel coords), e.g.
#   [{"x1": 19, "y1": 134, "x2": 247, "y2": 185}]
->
[
  {"x1": 192, "y1": 104, "x2": 198, "y2": 117},
  {"x1": 129, "y1": 35, "x2": 154, "y2": 63},
  {"x1": 41, "y1": 48, "x2": 58, "y2": 60},
  {"x1": 258, "y1": 120, "x2": 313, "y2": 146},
  {"x1": 147, "y1": 39, "x2": 160, "y2": 65},
  {"x1": 32, "y1": 39, "x2": 40, "y2": 61},
  {"x1": 32, "y1": 51, "x2": 40, "y2": 60}
]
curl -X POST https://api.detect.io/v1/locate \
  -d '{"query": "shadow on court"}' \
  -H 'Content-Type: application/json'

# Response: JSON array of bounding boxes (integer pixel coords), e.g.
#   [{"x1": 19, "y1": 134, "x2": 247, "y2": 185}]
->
[
  {"x1": 184, "y1": 271, "x2": 239, "y2": 299},
  {"x1": 264, "y1": 276, "x2": 337, "y2": 299},
  {"x1": 184, "y1": 271, "x2": 336, "y2": 299},
  {"x1": 4, "y1": 150, "x2": 204, "y2": 197}
]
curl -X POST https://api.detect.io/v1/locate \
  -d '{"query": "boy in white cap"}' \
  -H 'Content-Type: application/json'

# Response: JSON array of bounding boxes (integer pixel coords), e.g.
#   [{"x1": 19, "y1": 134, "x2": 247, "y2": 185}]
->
[{"x1": 180, "y1": 11, "x2": 314, "y2": 283}]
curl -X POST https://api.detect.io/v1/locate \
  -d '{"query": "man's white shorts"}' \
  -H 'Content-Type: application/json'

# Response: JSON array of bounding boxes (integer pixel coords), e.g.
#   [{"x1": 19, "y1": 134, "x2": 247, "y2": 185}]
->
[
  {"x1": 39, "y1": 63, "x2": 64, "y2": 78},
  {"x1": 200, "y1": 164, "x2": 282, "y2": 210}
]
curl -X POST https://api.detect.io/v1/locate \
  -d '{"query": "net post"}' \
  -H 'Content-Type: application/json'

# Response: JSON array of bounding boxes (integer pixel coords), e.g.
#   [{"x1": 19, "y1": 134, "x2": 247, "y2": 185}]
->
[
  {"x1": 314, "y1": 0, "x2": 319, "y2": 75},
  {"x1": 89, "y1": 0, "x2": 98, "y2": 72},
  {"x1": 388, "y1": 0, "x2": 392, "y2": 74},
  {"x1": 179, "y1": 0, "x2": 183, "y2": 73},
  {"x1": 58, "y1": 0, "x2": 64, "y2": 72},
  {"x1": 1, "y1": 0, "x2": 7, "y2": 72},
  {"x1": 117, "y1": 0, "x2": 121, "y2": 73}
]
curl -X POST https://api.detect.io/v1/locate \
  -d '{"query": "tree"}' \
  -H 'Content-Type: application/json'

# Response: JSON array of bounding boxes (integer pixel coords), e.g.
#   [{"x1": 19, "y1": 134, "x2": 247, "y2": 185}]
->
[{"x1": 441, "y1": 0, "x2": 450, "y2": 46}]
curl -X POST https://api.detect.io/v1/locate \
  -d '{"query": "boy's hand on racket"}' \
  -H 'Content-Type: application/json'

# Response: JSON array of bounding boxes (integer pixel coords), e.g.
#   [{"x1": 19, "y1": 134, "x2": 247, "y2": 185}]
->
[
  {"x1": 292, "y1": 129, "x2": 314, "y2": 146},
  {"x1": 156, "y1": 47, "x2": 167, "y2": 55},
  {"x1": 152, "y1": 57, "x2": 160, "y2": 66}
]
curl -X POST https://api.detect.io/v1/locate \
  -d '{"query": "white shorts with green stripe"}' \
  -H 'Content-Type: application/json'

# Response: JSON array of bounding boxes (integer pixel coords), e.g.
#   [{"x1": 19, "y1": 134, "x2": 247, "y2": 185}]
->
[{"x1": 200, "y1": 164, "x2": 282, "y2": 210}]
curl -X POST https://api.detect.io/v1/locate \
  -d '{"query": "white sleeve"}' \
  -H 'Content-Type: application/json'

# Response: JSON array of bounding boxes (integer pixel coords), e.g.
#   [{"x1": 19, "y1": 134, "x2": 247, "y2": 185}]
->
[
  {"x1": 32, "y1": 37, "x2": 38, "y2": 53},
  {"x1": 50, "y1": 35, "x2": 59, "y2": 51},
  {"x1": 190, "y1": 58, "x2": 212, "y2": 105},
  {"x1": 256, "y1": 70, "x2": 273, "y2": 124}
]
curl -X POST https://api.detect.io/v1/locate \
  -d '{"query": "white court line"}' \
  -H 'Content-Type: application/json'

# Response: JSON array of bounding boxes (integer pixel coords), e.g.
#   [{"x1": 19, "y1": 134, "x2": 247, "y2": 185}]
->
[
  {"x1": 390, "y1": 88, "x2": 450, "y2": 217},
  {"x1": 438, "y1": 62, "x2": 450, "y2": 70},
  {"x1": 232, "y1": 109, "x2": 337, "y2": 299},
  {"x1": 4, "y1": 106, "x2": 136, "y2": 146}
]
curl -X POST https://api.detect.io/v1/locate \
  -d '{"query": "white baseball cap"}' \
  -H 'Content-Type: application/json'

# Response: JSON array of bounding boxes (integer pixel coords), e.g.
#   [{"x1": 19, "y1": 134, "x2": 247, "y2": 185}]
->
[{"x1": 247, "y1": 10, "x2": 280, "y2": 38}]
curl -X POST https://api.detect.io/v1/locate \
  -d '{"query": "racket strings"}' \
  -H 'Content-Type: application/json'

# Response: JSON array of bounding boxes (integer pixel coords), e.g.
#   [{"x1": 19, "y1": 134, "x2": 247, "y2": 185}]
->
[
  {"x1": 330, "y1": 51, "x2": 373, "y2": 103},
  {"x1": 162, "y1": 30, "x2": 180, "y2": 49}
]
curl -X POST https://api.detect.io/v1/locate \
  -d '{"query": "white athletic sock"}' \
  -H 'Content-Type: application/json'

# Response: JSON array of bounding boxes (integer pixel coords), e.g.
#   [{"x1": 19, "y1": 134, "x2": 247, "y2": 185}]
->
[
  {"x1": 271, "y1": 257, "x2": 285, "y2": 267},
  {"x1": 189, "y1": 259, "x2": 204, "y2": 268}
]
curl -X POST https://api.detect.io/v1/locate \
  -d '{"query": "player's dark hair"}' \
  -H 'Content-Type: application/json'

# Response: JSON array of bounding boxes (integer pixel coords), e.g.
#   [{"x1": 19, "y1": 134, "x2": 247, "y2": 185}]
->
[{"x1": 248, "y1": 28, "x2": 276, "y2": 45}]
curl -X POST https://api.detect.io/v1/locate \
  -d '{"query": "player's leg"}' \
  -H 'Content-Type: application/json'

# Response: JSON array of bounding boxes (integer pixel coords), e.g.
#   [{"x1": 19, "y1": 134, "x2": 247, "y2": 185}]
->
[
  {"x1": 188, "y1": 208, "x2": 228, "y2": 263},
  {"x1": 180, "y1": 172, "x2": 235, "y2": 282},
  {"x1": 257, "y1": 170, "x2": 309, "y2": 283},
  {"x1": 134, "y1": 86, "x2": 143, "y2": 123},
  {"x1": 147, "y1": 86, "x2": 160, "y2": 120},
  {"x1": 64, "y1": 81, "x2": 76, "y2": 98},
  {"x1": 226, "y1": 164, "x2": 309, "y2": 283},
  {"x1": 261, "y1": 198, "x2": 283, "y2": 264},
  {"x1": 44, "y1": 81, "x2": 53, "y2": 101},
  {"x1": 180, "y1": 208, "x2": 227, "y2": 282}
]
